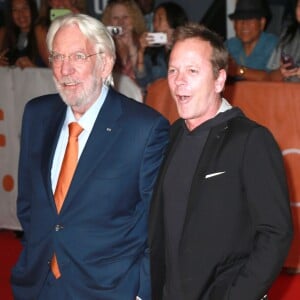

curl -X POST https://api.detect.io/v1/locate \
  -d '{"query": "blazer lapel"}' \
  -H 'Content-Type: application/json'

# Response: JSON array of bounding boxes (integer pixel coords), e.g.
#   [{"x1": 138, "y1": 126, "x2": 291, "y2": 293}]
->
[
  {"x1": 182, "y1": 122, "x2": 230, "y2": 234},
  {"x1": 40, "y1": 97, "x2": 67, "y2": 211}
]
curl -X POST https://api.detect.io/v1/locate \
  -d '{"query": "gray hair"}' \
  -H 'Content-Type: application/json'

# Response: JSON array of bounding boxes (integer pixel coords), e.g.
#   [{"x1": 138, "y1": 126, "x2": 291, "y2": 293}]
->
[{"x1": 46, "y1": 13, "x2": 116, "y2": 85}]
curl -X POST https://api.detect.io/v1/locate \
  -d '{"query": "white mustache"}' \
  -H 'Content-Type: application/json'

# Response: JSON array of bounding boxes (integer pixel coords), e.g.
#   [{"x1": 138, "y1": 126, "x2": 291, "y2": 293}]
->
[{"x1": 59, "y1": 78, "x2": 81, "y2": 85}]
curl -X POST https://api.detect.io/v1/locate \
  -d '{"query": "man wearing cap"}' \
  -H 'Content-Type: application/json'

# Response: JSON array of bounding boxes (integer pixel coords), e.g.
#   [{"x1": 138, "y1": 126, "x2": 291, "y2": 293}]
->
[{"x1": 225, "y1": 0, "x2": 278, "y2": 81}]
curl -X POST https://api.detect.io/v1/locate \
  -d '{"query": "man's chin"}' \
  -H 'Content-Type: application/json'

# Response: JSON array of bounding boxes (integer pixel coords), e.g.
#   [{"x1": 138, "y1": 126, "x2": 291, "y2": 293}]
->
[{"x1": 59, "y1": 93, "x2": 82, "y2": 107}]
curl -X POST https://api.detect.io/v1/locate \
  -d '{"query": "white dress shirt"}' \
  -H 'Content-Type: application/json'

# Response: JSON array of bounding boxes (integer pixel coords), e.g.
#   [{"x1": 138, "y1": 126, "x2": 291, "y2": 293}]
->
[{"x1": 51, "y1": 86, "x2": 108, "y2": 192}]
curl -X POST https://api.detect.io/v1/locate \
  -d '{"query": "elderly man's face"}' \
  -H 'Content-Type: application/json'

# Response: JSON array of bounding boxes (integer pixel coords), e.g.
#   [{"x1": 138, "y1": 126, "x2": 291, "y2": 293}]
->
[
  {"x1": 234, "y1": 18, "x2": 266, "y2": 45},
  {"x1": 51, "y1": 24, "x2": 105, "y2": 117}
]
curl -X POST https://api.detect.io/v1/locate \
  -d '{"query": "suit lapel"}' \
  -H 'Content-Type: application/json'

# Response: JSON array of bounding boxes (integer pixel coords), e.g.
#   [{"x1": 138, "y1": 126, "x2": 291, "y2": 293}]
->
[
  {"x1": 40, "y1": 96, "x2": 67, "y2": 211},
  {"x1": 182, "y1": 122, "x2": 230, "y2": 235}
]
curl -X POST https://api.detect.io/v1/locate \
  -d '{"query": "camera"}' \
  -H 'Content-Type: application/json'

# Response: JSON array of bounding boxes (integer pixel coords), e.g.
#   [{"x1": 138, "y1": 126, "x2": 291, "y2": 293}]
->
[
  {"x1": 147, "y1": 32, "x2": 168, "y2": 47},
  {"x1": 50, "y1": 9, "x2": 71, "y2": 21},
  {"x1": 106, "y1": 26, "x2": 123, "y2": 36},
  {"x1": 281, "y1": 52, "x2": 297, "y2": 70}
]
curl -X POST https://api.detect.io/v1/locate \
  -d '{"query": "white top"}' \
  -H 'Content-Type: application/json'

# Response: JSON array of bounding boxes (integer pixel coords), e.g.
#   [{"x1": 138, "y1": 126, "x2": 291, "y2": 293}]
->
[{"x1": 217, "y1": 98, "x2": 232, "y2": 115}]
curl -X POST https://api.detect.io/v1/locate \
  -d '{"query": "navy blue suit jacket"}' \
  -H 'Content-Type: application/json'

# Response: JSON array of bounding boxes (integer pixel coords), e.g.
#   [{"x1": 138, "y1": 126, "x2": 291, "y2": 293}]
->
[{"x1": 11, "y1": 88, "x2": 169, "y2": 299}]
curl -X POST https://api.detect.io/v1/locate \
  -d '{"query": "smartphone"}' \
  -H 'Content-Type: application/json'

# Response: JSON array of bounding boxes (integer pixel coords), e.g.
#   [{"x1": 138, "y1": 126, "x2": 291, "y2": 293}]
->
[
  {"x1": 281, "y1": 52, "x2": 297, "y2": 70},
  {"x1": 50, "y1": 9, "x2": 72, "y2": 21},
  {"x1": 147, "y1": 32, "x2": 168, "y2": 47},
  {"x1": 106, "y1": 26, "x2": 123, "y2": 36}
]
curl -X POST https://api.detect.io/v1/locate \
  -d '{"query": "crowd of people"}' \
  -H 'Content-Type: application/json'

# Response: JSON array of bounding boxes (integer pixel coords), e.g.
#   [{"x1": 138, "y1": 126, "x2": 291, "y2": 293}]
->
[
  {"x1": 6, "y1": 0, "x2": 295, "y2": 299},
  {"x1": 1, "y1": 0, "x2": 299, "y2": 100},
  {"x1": 0, "y1": 0, "x2": 85, "y2": 68},
  {"x1": 226, "y1": 0, "x2": 300, "y2": 82}
]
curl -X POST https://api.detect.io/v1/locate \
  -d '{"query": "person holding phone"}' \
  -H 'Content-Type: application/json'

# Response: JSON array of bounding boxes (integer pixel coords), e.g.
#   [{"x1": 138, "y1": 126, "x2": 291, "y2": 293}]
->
[
  {"x1": 267, "y1": 0, "x2": 300, "y2": 82},
  {"x1": 34, "y1": 0, "x2": 85, "y2": 66},
  {"x1": 101, "y1": 0, "x2": 147, "y2": 82},
  {"x1": 135, "y1": 1, "x2": 188, "y2": 97}
]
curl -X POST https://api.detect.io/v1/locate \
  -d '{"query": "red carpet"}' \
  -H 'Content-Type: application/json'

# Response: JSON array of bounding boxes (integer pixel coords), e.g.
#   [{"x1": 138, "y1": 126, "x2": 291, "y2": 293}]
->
[
  {"x1": 0, "y1": 230, "x2": 299, "y2": 299},
  {"x1": 0, "y1": 230, "x2": 22, "y2": 300}
]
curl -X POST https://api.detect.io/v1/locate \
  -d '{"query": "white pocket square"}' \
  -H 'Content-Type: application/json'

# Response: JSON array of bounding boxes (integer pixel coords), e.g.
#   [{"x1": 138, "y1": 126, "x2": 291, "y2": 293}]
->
[{"x1": 205, "y1": 171, "x2": 226, "y2": 179}]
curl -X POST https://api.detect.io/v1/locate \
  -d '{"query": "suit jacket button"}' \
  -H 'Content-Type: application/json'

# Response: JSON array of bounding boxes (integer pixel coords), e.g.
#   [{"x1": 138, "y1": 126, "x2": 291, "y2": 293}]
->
[{"x1": 55, "y1": 224, "x2": 64, "y2": 231}]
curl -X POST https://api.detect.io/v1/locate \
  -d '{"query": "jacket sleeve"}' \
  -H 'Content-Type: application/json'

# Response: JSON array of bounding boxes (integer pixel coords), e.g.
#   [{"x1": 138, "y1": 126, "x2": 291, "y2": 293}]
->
[
  {"x1": 137, "y1": 114, "x2": 169, "y2": 300},
  {"x1": 228, "y1": 126, "x2": 293, "y2": 299},
  {"x1": 16, "y1": 103, "x2": 32, "y2": 247}
]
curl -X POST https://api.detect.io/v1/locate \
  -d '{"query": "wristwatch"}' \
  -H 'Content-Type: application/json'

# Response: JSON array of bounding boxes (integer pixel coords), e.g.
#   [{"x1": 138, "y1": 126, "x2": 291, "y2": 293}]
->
[{"x1": 238, "y1": 65, "x2": 246, "y2": 77}]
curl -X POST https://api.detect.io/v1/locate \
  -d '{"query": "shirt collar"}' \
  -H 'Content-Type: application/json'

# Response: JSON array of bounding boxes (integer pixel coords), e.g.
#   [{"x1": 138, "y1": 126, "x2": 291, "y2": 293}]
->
[{"x1": 216, "y1": 98, "x2": 232, "y2": 115}]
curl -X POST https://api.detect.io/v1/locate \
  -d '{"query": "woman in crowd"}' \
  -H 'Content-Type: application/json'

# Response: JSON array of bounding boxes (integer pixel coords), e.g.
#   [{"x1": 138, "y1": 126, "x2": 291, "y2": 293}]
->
[
  {"x1": 0, "y1": 0, "x2": 44, "y2": 68},
  {"x1": 34, "y1": 0, "x2": 85, "y2": 66},
  {"x1": 267, "y1": 0, "x2": 300, "y2": 81},
  {"x1": 102, "y1": 0, "x2": 147, "y2": 82},
  {"x1": 135, "y1": 1, "x2": 188, "y2": 95}
]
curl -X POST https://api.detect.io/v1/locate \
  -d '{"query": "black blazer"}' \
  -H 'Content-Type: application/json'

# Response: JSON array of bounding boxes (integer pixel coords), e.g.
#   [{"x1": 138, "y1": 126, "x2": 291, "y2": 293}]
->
[{"x1": 149, "y1": 112, "x2": 293, "y2": 300}]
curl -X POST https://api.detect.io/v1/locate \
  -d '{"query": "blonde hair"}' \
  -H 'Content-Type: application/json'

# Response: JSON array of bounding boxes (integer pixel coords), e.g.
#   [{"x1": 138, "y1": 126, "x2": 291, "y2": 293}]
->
[{"x1": 101, "y1": 0, "x2": 147, "y2": 35}]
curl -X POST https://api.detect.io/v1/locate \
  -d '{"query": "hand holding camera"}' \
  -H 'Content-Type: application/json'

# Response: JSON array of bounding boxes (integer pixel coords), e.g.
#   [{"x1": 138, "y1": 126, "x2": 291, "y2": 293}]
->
[
  {"x1": 106, "y1": 26, "x2": 123, "y2": 36},
  {"x1": 146, "y1": 32, "x2": 168, "y2": 47}
]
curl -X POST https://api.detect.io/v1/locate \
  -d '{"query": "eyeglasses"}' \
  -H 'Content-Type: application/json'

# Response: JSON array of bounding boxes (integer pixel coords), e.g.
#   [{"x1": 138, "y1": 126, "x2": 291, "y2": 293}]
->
[{"x1": 49, "y1": 51, "x2": 102, "y2": 66}]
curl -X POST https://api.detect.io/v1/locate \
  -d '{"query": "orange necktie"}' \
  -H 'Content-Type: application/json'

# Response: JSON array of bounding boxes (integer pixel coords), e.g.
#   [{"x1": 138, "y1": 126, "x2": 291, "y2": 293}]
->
[{"x1": 51, "y1": 122, "x2": 83, "y2": 279}]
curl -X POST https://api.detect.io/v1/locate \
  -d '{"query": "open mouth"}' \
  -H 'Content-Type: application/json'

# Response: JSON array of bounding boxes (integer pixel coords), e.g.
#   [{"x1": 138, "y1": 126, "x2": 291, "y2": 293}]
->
[{"x1": 176, "y1": 95, "x2": 190, "y2": 102}]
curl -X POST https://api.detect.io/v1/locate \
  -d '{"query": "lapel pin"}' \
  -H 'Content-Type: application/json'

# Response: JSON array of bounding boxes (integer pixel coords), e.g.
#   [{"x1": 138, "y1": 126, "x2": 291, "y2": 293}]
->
[{"x1": 106, "y1": 128, "x2": 112, "y2": 132}]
